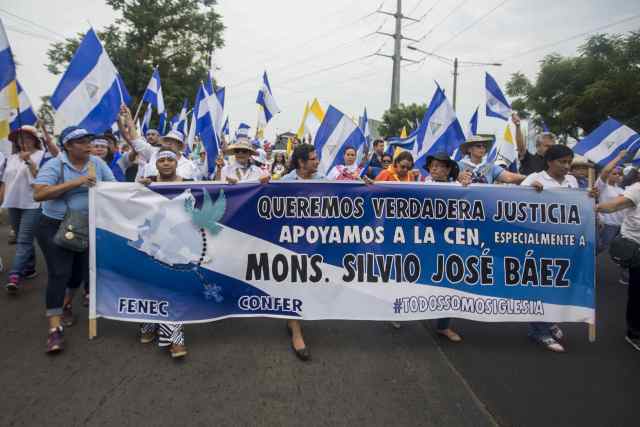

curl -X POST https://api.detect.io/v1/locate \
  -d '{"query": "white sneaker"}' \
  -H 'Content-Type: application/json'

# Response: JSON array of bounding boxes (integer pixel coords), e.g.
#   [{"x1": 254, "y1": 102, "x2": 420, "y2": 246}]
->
[
  {"x1": 549, "y1": 325, "x2": 564, "y2": 341},
  {"x1": 540, "y1": 337, "x2": 565, "y2": 353}
]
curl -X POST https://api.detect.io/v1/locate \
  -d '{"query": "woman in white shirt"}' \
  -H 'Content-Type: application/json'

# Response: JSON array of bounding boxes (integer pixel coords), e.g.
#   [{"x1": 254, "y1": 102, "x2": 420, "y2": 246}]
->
[
  {"x1": 595, "y1": 150, "x2": 628, "y2": 253},
  {"x1": 2, "y1": 126, "x2": 50, "y2": 293},
  {"x1": 520, "y1": 144, "x2": 578, "y2": 353}
]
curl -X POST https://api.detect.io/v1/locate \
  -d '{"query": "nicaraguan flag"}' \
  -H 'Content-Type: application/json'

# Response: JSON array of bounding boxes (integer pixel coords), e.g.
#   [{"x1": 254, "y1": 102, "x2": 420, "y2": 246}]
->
[
  {"x1": 205, "y1": 71, "x2": 225, "y2": 137},
  {"x1": 195, "y1": 83, "x2": 220, "y2": 175},
  {"x1": 50, "y1": 28, "x2": 131, "y2": 134},
  {"x1": 170, "y1": 99, "x2": 188, "y2": 135},
  {"x1": 313, "y1": 105, "x2": 366, "y2": 176},
  {"x1": 222, "y1": 117, "x2": 229, "y2": 137},
  {"x1": 485, "y1": 72, "x2": 511, "y2": 121},
  {"x1": 413, "y1": 85, "x2": 466, "y2": 168},
  {"x1": 141, "y1": 103, "x2": 152, "y2": 136},
  {"x1": 256, "y1": 71, "x2": 280, "y2": 125},
  {"x1": 466, "y1": 107, "x2": 479, "y2": 139},
  {"x1": 236, "y1": 122, "x2": 251, "y2": 139},
  {"x1": 574, "y1": 118, "x2": 640, "y2": 167},
  {"x1": 142, "y1": 67, "x2": 166, "y2": 132},
  {"x1": 9, "y1": 81, "x2": 37, "y2": 130}
]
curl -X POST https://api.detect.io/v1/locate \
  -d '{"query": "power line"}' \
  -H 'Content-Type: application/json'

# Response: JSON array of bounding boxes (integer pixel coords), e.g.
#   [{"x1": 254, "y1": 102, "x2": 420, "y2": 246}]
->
[
  {"x1": 4, "y1": 24, "x2": 60, "y2": 43},
  {"x1": 415, "y1": 0, "x2": 470, "y2": 44},
  {"x1": 500, "y1": 11, "x2": 640, "y2": 62},
  {"x1": 432, "y1": 0, "x2": 511, "y2": 53},
  {"x1": 404, "y1": 0, "x2": 444, "y2": 29},
  {"x1": 0, "y1": 8, "x2": 67, "y2": 40}
]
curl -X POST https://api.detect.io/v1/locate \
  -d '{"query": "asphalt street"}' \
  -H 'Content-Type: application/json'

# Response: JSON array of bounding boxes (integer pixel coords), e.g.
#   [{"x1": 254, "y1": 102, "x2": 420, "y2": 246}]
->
[{"x1": 0, "y1": 221, "x2": 637, "y2": 427}]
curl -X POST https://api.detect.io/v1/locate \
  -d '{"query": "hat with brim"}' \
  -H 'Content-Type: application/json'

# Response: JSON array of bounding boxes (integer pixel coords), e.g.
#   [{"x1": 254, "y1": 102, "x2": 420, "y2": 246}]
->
[
  {"x1": 459, "y1": 135, "x2": 494, "y2": 155},
  {"x1": 60, "y1": 126, "x2": 94, "y2": 146},
  {"x1": 425, "y1": 152, "x2": 460, "y2": 181},
  {"x1": 161, "y1": 130, "x2": 185, "y2": 147},
  {"x1": 224, "y1": 138, "x2": 257, "y2": 155},
  {"x1": 8, "y1": 125, "x2": 40, "y2": 144}
]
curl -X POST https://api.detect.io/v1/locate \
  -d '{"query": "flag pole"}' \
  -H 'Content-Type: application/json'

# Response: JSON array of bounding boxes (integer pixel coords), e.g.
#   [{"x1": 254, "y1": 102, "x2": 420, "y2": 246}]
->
[
  {"x1": 588, "y1": 165, "x2": 597, "y2": 343},
  {"x1": 133, "y1": 65, "x2": 156, "y2": 123}
]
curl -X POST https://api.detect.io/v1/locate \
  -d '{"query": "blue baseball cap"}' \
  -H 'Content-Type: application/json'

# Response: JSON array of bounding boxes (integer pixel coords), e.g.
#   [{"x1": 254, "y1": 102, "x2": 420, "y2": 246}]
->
[{"x1": 60, "y1": 126, "x2": 94, "y2": 146}]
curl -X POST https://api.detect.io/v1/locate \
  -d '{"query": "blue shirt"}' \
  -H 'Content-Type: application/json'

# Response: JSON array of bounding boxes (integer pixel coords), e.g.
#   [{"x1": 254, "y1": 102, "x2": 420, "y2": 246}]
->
[
  {"x1": 34, "y1": 153, "x2": 115, "y2": 220},
  {"x1": 280, "y1": 170, "x2": 325, "y2": 181},
  {"x1": 457, "y1": 157, "x2": 505, "y2": 184}
]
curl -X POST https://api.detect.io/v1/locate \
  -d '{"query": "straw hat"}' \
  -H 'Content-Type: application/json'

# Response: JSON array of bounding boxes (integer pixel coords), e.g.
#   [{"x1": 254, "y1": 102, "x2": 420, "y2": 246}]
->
[
  {"x1": 224, "y1": 138, "x2": 257, "y2": 155},
  {"x1": 459, "y1": 135, "x2": 494, "y2": 155}
]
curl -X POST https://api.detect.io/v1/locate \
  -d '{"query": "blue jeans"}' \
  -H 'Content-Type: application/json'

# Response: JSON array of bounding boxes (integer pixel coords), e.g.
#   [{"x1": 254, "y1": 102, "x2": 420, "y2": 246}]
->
[
  {"x1": 528, "y1": 322, "x2": 554, "y2": 340},
  {"x1": 8, "y1": 208, "x2": 41, "y2": 277},
  {"x1": 597, "y1": 224, "x2": 620, "y2": 254}
]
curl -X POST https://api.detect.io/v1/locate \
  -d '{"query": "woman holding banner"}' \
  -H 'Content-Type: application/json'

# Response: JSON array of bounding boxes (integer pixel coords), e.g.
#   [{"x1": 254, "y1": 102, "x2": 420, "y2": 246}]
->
[
  {"x1": 279, "y1": 144, "x2": 324, "y2": 361},
  {"x1": 520, "y1": 144, "x2": 579, "y2": 352},
  {"x1": 33, "y1": 126, "x2": 115, "y2": 354},
  {"x1": 138, "y1": 147, "x2": 190, "y2": 359},
  {"x1": 457, "y1": 135, "x2": 525, "y2": 185},
  {"x1": 327, "y1": 146, "x2": 363, "y2": 181},
  {"x1": 375, "y1": 151, "x2": 419, "y2": 182}
]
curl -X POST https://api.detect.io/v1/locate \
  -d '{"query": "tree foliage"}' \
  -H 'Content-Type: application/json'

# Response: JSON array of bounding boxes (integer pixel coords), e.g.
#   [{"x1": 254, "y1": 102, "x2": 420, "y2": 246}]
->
[
  {"x1": 46, "y1": 0, "x2": 225, "y2": 118},
  {"x1": 37, "y1": 96, "x2": 55, "y2": 134},
  {"x1": 506, "y1": 30, "x2": 640, "y2": 138},
  {"x1": 378, "y1": 103, "x2": 427, "y2": 138}
]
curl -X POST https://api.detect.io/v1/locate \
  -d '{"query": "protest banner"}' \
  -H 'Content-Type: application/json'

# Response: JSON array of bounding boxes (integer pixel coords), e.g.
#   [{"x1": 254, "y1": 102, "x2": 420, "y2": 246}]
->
[{"x1": 89, "y1": 181, "x2": 595, "y2": 337}]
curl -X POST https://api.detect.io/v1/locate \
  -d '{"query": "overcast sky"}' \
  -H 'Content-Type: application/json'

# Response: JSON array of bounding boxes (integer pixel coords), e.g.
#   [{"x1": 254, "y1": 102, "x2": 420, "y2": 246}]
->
[{"x1": 2, "y1": 0, "x2": 639, "y2": 139}]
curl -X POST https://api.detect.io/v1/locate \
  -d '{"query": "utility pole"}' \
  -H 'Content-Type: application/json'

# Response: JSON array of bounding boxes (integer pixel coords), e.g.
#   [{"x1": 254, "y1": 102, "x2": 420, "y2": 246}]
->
[
  {"x1": 375, "y1": 0, "x2": 421, "y2": 109},
  {"x1": 452, "y1": 58, "x2": 459, "y2": 110},
  {"x1": 407, "y1": 46, "x2": 502, "y2": 111}
]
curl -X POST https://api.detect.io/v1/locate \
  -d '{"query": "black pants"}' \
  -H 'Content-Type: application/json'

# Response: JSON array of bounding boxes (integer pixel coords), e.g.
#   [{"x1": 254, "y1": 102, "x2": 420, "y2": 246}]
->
[
  {"x1": 35, "y1": 215, "x2": 88, "y2": 317},
  {"x1": 627, "y1": 266, "x2": 640, "y2": 337}
]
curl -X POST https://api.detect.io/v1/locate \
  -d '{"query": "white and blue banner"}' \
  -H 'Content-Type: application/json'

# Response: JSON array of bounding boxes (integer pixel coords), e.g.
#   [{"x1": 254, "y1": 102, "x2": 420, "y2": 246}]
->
[{"x1": 91, "y1": 182, "x2": 595, "y2": 325}]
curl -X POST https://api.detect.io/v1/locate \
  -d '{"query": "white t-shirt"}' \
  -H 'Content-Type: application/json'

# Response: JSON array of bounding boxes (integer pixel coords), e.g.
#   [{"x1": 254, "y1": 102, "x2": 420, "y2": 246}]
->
[
  {"x1": 521, "y1": 171, "x2": 578, "y2": 189},
  {"x1": 0, "y1": 151, "x2": 6, "y2": 180},
  {"x1": 422, "y1": 176, "x2": 462, "y2": 186},
  {"x1": 596, "y1": 177, "x2": 626, "y2": 226},
  {"x1": 620, "y1": 183, "x2": 640, "y2": 244},
  {"x1": 1, "y1": 151, "x2": 44, "y2": 209},
  {"x1": 220, "y1": 162, "x2": 268, "y2": 182}
]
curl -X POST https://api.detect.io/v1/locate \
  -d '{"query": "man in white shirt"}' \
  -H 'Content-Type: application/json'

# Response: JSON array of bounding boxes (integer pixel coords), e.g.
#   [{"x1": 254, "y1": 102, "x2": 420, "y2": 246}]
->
[
  {"x1": 215, "y1": 137, "x2": 269, "y2": 183},
  {"x1": 597, "y1": 171, "x2": 640, "y2": 352}
]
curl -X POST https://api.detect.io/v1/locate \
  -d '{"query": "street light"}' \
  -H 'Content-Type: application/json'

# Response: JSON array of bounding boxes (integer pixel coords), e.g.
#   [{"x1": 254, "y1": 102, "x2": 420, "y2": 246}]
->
[{"x1": 406, "y1": 45, "x2": 502, "y2": 110}]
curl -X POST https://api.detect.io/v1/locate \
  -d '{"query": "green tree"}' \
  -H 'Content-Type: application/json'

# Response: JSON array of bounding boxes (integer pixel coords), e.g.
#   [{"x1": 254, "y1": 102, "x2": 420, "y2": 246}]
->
[
  {"x1": 506, "y1": 30, "x2": 640, "y2": 138},
  {"x1": 378, "y1": 103, "x2": 427, "y2": 138},
  {"x1": 37, "y1": 96, "x2": 55, "y2": 134},
  {"x1": 46, "y1": 0, "x2": 225, "y2": 122}
]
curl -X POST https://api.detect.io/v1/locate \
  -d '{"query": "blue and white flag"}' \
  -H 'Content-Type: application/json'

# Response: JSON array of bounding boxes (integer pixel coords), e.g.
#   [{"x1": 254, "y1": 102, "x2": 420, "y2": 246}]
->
[
  {"x1": 204, "y1": 71, "x2": 225, "y2": 137},
  {"x1": 466, "y1": 107, "x2": 479, "y2": 139},
  {"x1": 51, "y1": 28, "x2": 131, "y2": 134},
  {"x1": 9, "y1": 81, "x2": 37, "y2": 130},
  {"x1": 574, "y1": 118, "x2": 640, "y2": 167},
  {"x1": 194, "y1": 83, "x2": 220, "y2": 176},
  {"x1": 485, "y1": 72, "x2": 511, "y2": 121},
  {"x1": 314, "y1": 105, "x2": 366, "y2": 175},
  {"x1": 413, "y1": 85, "x2": 466, "y2": 168},
  {"x1": 236, "y1": 122, "x2": 251, "y2": 139},
  {"x1": 141, "y1": 103, "x2": 152, "y2": 136},
  {"x1": 142, "y1": 67, "x2": 166, "y2": 132},
  {"x1": 170, "y1": 99, "x2": 188, "y2": 135},
  {"x1": 222, "y1": 117, "x2": 229, "y2": 137},
  {"x1": 256, "y1": 71, "x2": 280, "y2": 125}
]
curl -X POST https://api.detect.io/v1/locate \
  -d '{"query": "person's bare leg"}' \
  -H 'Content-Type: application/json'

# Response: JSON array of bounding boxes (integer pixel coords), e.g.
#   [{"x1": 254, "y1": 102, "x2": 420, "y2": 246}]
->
[{"x1": 288, "y1": 319, "x2": 306, "y2": 350}]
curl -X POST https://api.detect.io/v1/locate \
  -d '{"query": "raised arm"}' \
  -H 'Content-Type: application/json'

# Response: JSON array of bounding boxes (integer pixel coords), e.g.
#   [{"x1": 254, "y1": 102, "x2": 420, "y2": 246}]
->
[
  {"x1": 117, "y1": 105, "x2": 155, "y2": 162},
  {"x1": 38, "y1": 120, "x2": 60, "y2": 157},
  {"x1": 597, "y1": 195, "x2": 635, "y2": 213},
  {"x1": 512, "y1": 113, "x2": 526, "y2": 161},
  {"x1": 600, "y1": 149, "x2": 627, "y2": 183}
]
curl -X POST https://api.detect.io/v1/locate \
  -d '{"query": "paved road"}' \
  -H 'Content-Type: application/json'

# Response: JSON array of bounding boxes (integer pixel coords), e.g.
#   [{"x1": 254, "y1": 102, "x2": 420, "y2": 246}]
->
[{"x1": 0, "y1": 221, "x2": 637, "y2": 427}]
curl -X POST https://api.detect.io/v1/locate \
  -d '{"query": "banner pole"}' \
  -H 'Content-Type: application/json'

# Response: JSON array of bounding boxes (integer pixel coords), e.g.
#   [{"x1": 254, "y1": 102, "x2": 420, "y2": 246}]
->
[
  {"x1": 88, "y1": 185, "x2": 98, "y2": 340},
  {"x1": 588, "y1": 164, "x2": 596, "y2": 343}
]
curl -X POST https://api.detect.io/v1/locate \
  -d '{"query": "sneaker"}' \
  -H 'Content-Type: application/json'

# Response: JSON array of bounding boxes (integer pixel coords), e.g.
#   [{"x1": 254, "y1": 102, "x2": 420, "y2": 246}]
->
[
  {"x1": 537, "y1": 336, "x2": 565, "y2": 353},
  {"x1": 61, "y1": 304, "x2": 76, "y2": 327},
  {"x1": 22, "y1": 269, "x2": 38, "y2": 280},
  {"x1": 5, "y1": 274, "x2": 20, "y2": 294},
  {"x1": 391, "y1": 322, "x2": 402, "y2": 329},
  {"x1": 8, "y1": 229, "x2": 16, "y2": 245},
  {"x1": 46, "y1": 327, "x2": 64, "y2": 353},
  {"x1": 140, "y1": 330, "x2": 156, "y2": 344},
  {"x1": 625, "y1": 335, "x2": 640, "y2": 351},
  {"x1": 619, "y1": 278, "x2": 629, "y2": 285},
  {"x1": 170, "y1": 343, "x2": 188, "y2": 359},
  {"x1": 436, "y1": 328, "x2": 463, "y2": 343},
  {"x1": 549, "y1": 325, "x2": 564, "y2": 341}
]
